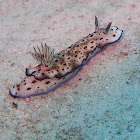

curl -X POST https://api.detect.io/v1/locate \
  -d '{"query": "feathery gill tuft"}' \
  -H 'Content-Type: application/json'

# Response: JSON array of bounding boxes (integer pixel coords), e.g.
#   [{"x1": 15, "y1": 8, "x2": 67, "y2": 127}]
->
[{"x1": 31, "y1": 43, "x2": 55, "y2": 66}]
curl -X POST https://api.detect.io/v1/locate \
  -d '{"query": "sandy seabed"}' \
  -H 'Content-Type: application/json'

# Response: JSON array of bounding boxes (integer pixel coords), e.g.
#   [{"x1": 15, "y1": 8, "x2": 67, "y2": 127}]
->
[{"x1": 0, "y1": 0, "x2": 140, "y2": 139}]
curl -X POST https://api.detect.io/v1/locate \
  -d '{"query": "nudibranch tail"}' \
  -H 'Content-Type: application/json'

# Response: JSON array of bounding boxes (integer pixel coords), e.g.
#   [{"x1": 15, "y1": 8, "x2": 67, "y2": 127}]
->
[
  {"x1": 9, "y1": 16, "x2": 123, "y2": 98},
  {"x1": 9, "y1": 67, "x2": 82, "y2": 98}
]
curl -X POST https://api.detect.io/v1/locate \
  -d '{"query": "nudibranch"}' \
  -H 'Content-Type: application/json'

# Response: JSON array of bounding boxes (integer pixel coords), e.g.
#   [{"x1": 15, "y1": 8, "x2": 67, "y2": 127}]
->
[{"x1": 9, "y1": 17, "x2": 123, "y2": 98}]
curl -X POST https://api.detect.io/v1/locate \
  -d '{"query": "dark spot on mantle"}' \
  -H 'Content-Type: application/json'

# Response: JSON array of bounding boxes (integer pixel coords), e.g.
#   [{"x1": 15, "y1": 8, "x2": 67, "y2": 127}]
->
[
  {"x1": 32, "y1": 80, "x2": 36, "y2": 83},
  {"x1": 45, "y1": 81, "x2": 50, "y2": 84}
]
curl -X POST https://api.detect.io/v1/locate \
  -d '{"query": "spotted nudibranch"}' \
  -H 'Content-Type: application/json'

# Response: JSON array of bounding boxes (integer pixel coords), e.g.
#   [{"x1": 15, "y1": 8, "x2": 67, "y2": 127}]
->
[{"x1": 9, "y1": 17, "x2": 123, "y2": 98}]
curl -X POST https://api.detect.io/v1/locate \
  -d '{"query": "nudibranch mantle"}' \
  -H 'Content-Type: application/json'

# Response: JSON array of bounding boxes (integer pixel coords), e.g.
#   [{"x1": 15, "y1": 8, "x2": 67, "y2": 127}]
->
[{"x1": 9, "y1": 16, "x2": 123, "y2": 98}]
